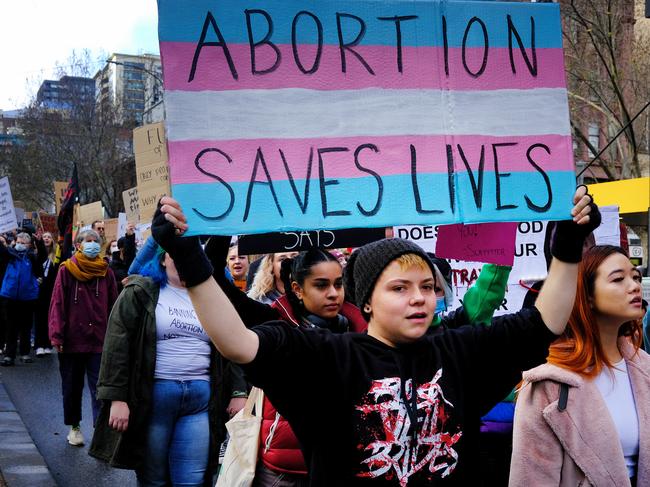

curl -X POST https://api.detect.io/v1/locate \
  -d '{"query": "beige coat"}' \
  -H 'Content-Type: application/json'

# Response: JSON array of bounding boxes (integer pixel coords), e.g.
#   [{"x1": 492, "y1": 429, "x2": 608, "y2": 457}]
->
[{"x1": 510, "y1": 339, "x2": 650, "y2": 486}]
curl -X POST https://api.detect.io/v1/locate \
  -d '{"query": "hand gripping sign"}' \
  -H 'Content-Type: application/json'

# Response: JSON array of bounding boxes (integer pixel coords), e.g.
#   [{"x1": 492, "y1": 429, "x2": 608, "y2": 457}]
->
[{"x1": 158, "y1": 0, "x2": 576, "y2": 236}]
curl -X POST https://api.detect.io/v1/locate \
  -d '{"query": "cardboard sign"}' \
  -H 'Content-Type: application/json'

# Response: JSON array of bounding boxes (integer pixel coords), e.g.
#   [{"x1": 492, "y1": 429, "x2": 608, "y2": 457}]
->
[
  {"x1": 238, "y1": 227, "x2": 387, "y2": 254},
  {"x1": 137, "y1": 161, "x2": 170, "y2": 187},
  {"x1": 104, "y1": 218, "x2": 119, "y2": 245},
  {"x1": 138, "y1": 184, "x2": 170, "y2": 223},
  {"x1": 435, "y1": 222, "x2": 518, "y2": 266},
  {"x1": 0, "y1": 177, "x2": 18, "y2": 233},
  {"x1": 39, "y1": 212, "x2": 58, "y2": 237},
  {"x1": 78, "y1": 201, "x2": 104, "y2": 226},
  {"x1": 54, "y1": 181, "x2": 68, "y2": 214},
  {"x1": 159, "y1": 0, "x2": 576, "y2": 236},
  {"x1": 133, "y1": 122, "x2": 168, "y2": 167},
  {"x1": 122, "y1": 187, "x2": 140, "y2": 223}
]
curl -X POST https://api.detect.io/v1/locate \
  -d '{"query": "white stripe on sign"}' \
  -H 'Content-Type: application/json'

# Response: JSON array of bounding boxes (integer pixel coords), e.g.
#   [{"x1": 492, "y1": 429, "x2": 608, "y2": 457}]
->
[{"x1": 165, "y1": 88, "x2": 570, "y2": 141}]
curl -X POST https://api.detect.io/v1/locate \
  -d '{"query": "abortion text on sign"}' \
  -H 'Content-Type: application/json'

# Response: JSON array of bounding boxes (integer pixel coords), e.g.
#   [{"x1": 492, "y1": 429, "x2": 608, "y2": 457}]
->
[{"x1": 159, "y1": 0, "x2": 576, "y2": 236}]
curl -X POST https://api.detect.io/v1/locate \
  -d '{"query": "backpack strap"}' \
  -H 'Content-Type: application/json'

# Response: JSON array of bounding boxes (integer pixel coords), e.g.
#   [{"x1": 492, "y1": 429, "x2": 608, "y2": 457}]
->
[{"x1": 557, "y1": 383, "x2": 569, "y2": 412}]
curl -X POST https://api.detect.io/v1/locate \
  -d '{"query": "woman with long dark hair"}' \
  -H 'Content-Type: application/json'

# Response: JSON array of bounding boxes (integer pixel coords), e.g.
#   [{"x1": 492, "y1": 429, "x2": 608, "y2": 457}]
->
[{"x1": 511, "y1": 245, "x2": 648, "y2": 486}]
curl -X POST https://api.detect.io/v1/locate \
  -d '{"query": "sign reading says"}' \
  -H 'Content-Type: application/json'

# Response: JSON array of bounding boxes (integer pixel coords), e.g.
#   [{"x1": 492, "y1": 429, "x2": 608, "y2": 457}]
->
[
  {"x1": 238, "y1": 227, "x2": 386, "y2": 254},
  {"x1": 159, "y1": 0, "x2": 576, "y2": 236}
]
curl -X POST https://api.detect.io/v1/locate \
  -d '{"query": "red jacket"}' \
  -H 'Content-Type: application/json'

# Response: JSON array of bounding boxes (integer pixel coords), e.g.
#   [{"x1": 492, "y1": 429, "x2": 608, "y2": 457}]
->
[
  {"x1": 48, "y1": 260, "x2": 118, "y2": 353},
  {"x1": 259, "y1": 296, "x2": 367, "y2": 475}
]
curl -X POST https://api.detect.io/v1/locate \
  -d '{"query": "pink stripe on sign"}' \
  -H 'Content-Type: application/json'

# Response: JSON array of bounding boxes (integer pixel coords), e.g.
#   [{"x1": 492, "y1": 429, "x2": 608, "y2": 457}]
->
[
  {"x1": 161, "y1": 42, "x2": 566, "y2": 92},
  {"x1": 169, "y1": 135, "x2": 573, "y2": 185}
]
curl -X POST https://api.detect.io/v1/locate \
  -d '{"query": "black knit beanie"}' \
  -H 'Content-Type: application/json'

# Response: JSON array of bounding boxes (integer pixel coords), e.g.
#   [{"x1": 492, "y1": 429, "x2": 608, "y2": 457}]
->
[{"x1": 344, "y1": 238, "x2": 437, "y2": 319}]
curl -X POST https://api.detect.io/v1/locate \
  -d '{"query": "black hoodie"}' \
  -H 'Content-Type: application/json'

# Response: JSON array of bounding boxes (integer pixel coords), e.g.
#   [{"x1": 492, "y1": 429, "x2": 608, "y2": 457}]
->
[{"x1": 242, "y1": 306, "x2": 555, "y2": 486}]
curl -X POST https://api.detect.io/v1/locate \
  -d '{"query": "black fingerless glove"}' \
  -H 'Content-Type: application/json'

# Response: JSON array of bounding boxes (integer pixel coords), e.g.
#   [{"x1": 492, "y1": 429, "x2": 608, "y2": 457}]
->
[
  {"x1": 550, "y1": 201, "x2": 602, "y2": 263},
  {"x1": 151, "y1": 204, "x2": 214, "y2": 287}
]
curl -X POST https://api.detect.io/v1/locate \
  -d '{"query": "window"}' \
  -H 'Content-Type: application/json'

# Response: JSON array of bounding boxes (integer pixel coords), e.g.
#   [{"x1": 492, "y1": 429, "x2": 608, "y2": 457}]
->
[
  {"x1": 124, "y1": 62, "x2": 145, "y2": 69},
  {"x1": 124, "y1": 70, "x2": 143, "y2": 81},
  {"x1": 126, "y1": 81, "x2": 144, "y2": 90},
  {"x1": 588, "y1": 123, "x2": 600, "y2": 156}
]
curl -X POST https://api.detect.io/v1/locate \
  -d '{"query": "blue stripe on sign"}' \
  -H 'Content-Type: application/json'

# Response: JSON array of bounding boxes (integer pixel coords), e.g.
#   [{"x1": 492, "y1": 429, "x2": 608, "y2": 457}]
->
[
  {"x1": 171, "y1": 170, "x2": 575, "y2": 236},
  {"x1": 158, "y1": 0, "x2": 562, "y2": 49}
]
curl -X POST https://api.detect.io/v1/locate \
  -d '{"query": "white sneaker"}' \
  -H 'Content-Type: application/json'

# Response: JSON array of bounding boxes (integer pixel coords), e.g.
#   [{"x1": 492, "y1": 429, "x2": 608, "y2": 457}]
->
[
  {"x1": 43, "y1": 348, "x2": 53, "y2": 355},
  {"x1": 36, "y1": 348, "x2": 45, "y2": 357},
  {"x1": 67, "y1": 426, "x2": 84, "y2": 446}
]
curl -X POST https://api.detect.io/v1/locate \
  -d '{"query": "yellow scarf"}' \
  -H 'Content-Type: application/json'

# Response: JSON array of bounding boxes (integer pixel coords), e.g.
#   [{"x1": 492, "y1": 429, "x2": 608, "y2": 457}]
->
[{"x1": 62, "y1": 251, "x2": 108, "y2": 282}]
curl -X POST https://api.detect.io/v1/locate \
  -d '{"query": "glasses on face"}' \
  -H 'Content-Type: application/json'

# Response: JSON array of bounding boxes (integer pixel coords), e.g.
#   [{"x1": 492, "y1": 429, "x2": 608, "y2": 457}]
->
[{"x1": 96, "y1": 227, "x2": 105, "y2": 231}]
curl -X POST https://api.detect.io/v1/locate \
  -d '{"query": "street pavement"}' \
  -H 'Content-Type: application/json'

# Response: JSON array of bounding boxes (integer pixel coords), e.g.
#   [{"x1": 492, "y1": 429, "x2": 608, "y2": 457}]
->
[{"x1": 0, "y1": 352, "x2": 136, "y2": 487}]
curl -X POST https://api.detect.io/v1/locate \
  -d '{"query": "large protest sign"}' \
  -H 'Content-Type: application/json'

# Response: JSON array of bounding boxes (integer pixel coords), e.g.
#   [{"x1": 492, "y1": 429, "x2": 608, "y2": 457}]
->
[
  {"x1": 0, "y1": 177, "x2": 18, "y2": 234},
  {"x1": 159, "y1": 0, "x2": 576, "y2": 236}
]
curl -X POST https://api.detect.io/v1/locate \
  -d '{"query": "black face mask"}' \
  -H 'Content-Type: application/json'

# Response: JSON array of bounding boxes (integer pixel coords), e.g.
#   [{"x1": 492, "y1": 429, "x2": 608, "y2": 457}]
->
[{"x1": 304, "y1": 313, "x2": 350, "y2": 334}]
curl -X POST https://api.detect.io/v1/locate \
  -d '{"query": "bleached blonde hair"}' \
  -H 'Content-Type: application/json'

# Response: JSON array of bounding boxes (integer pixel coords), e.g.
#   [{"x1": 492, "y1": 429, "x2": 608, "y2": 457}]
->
[{"x1": 247, "y1": 254, "x2": 276, "y2": 301}]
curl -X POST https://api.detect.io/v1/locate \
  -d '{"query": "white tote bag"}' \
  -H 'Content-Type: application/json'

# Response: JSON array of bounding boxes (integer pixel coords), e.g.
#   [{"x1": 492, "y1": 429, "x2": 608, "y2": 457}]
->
[{"x1": 216, "y1": 387, "x2": 264, "y2": 487}]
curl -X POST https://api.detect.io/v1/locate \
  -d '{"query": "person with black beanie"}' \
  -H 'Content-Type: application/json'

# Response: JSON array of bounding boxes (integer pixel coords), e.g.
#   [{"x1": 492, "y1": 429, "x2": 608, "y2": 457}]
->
[{"x1": 152, "y1": 186, "x2": 600, "y2": 486}]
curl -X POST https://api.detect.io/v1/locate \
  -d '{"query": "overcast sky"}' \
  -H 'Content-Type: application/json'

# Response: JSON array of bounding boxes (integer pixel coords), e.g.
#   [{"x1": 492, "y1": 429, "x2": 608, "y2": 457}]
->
[{"x1": 1, "y1": 0, "x2": 159, "y2": 110}]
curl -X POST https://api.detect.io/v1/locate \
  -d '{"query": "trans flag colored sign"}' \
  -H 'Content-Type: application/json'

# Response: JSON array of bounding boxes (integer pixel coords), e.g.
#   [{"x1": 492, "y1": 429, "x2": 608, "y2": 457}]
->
[{"x1": 158, "y1": 0, "x2": 576, "y2": 236}]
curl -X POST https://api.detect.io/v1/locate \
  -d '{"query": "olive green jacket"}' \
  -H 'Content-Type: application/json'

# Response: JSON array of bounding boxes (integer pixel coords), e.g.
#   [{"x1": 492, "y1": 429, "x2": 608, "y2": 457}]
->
[{"x1": 89, "y1": 276, "x2": 236, "y2": 478}]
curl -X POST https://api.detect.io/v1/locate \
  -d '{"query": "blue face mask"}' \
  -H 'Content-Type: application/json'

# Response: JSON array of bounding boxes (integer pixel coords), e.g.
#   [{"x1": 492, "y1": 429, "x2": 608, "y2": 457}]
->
[
  {"x1": 82, "y1": 241, "x2": 101, "y2": 259},
  {"x1": 15, "y1": 243, "x2": 27, "y2": 252},
  {"x1": 435, "y1": 296, "x2": 447, "y2": 315}
]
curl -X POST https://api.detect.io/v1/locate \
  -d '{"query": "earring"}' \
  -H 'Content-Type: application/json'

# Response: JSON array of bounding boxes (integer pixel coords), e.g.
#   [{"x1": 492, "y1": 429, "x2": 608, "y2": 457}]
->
[{"x1": 363, "y1": 305, "x2": 371, "y2": 314}]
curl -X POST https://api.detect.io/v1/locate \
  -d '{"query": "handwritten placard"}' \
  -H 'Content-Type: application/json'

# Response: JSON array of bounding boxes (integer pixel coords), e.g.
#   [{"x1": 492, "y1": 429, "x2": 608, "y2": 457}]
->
[
  {"x1": 39, "y1": 212, "x2": 58, "y2": 237},
  {"x1": 435, "y1": 222, "x2": 518, "y2": 265},
  {"x1": 238, "y1": 227, "x2": 387, "y2": 254},
  {"x1": 133, "y1": 122, "x2": 168, "y2": 167},
  {"x1": 54, "y1": 181, "x2": 68, "y2": 214},
  {"x1": 78, "y1": 201, "x2": 104, "y2": 226},
  {"x1": 104, "y1": 218, "x2": 119, "y2": 245},
  {"x1": 0, "y1": 177, "x2": 18, "y2": 233},
  {"x1": 159, "y1": 0, "x2": 576, "y2": 236},
  {"x1": 122, "y1": 187, "x2": 140, "y2": 223},
  {"x1": 137, "y1": 161, "x2": 170, "y2": 187},
  {"x1": 138, "y1": 184, "x2": 170, "y2": 224}
]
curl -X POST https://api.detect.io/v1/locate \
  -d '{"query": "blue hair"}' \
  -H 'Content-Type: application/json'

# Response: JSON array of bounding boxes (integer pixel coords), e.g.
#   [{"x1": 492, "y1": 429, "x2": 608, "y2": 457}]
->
[{"x1": 138, "y1": 244, "x2": 168, "y2": 287}]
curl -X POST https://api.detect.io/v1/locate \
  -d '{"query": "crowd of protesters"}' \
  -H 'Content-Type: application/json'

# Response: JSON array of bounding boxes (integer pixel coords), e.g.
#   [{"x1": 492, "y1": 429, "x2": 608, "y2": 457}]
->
[{"x1": 1, "y1": 185, "x2": 650, "y2": 486}]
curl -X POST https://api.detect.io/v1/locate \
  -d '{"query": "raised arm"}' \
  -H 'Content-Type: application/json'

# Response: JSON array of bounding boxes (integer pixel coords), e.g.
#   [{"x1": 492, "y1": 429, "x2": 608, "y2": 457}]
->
[
  {"x1": 535, "y1": 186, "x2": 601, "y2": 335},
  {"x1": 152, "y1": 200, "x2": 259, "y2": 364}
]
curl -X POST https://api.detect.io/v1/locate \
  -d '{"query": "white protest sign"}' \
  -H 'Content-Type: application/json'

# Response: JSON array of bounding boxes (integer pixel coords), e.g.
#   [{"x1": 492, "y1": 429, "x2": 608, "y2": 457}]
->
[
  {"x1": 117, "y1": 213, "x2": 128, "y2": 241},
  {"x1": 592, "y1": 205, "x2": 620, "y2": 247},
  {"x1": 0, "y1": 177, "x2": 18, "y2": 234},
  {"x1": 395, "y1": 220, "x2": 549, "y2": 314}
]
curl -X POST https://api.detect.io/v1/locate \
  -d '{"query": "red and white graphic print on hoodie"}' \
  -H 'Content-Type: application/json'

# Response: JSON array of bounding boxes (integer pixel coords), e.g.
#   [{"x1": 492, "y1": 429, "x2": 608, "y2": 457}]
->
[
  {"x1": 243, "y1": 307, "x2": 556, "y2": 486},
  {"x1": 355, "y1": 369, "x2": 462, "y2": 486}
]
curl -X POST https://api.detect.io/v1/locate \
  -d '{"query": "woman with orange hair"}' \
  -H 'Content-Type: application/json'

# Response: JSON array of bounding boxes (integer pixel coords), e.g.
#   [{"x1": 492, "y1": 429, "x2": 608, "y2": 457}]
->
[{"x1": 510, "y1": 245, "x2": 648, "y2": 487}]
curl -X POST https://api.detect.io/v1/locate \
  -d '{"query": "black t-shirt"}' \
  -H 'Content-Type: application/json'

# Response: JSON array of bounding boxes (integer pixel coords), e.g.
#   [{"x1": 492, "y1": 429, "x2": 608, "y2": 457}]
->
[{"x1": 243, "y1": 307, "x2": 555, "y2": 486}]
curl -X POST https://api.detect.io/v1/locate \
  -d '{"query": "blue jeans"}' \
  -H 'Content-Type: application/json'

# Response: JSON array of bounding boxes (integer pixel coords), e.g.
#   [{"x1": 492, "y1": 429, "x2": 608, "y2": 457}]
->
[{"x1": 137, "y1": 379, "x2": 211, "y2": 487}]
